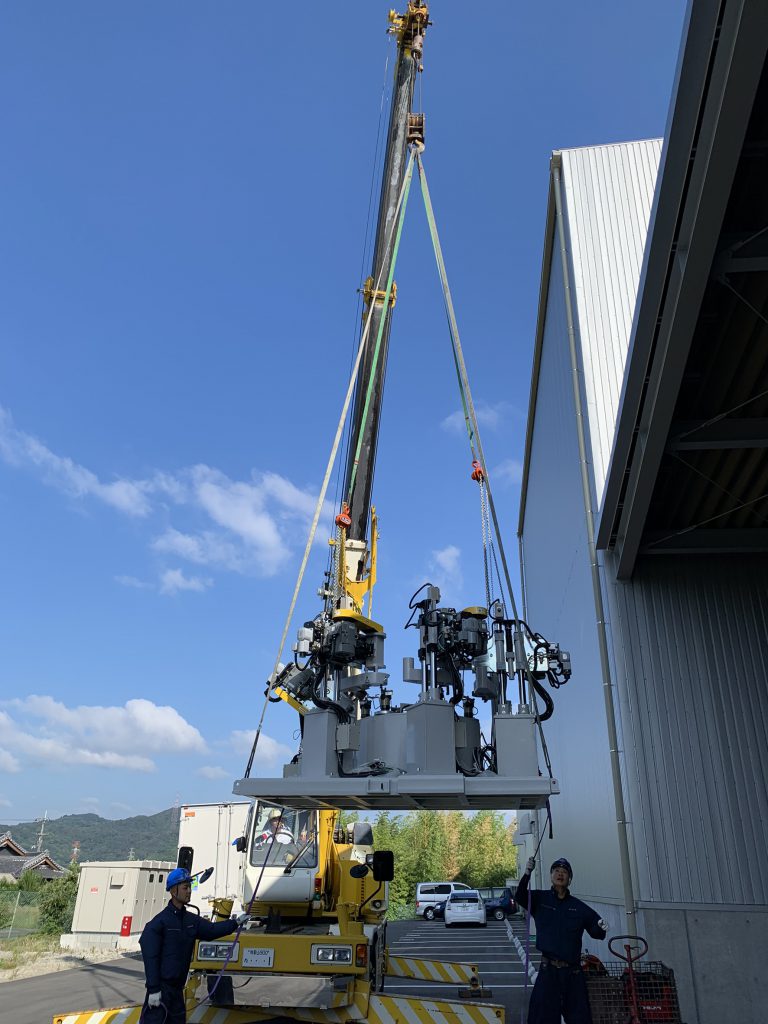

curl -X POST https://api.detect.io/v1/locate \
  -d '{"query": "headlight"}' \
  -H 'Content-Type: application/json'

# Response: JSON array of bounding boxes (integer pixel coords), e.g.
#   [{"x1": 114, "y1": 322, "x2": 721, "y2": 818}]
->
[
  {"x1": 310, "y1": 944, "x2": 353, "y2": 964},
  {"x1": 197, "y1": 942, "x2": 239, "y2": 962}
]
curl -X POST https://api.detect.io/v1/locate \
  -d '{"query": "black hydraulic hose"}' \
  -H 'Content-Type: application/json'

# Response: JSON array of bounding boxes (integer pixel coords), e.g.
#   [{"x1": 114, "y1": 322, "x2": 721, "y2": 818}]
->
[
  {"x1": 447, "y1": 653, "x2": 464, "y2": 705},
  {"x1": 530, "y1": 677, "x2": 554, "y2": 722},
  {"x1": 310, "y1": 670, "x2": 350, "y2": 724}
]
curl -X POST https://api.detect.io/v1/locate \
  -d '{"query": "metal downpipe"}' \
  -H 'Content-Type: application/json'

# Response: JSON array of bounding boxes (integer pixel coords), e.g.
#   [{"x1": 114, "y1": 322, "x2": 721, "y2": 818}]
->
[{"x1": 551, "y1": 158, "x2": 637, "y2": 937}]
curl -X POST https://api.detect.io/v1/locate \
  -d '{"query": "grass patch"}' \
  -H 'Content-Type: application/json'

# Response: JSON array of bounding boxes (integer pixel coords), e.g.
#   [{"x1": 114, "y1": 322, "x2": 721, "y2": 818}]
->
[{"x1": 0, "y1": 933, "x2": 61, "y2": 971}]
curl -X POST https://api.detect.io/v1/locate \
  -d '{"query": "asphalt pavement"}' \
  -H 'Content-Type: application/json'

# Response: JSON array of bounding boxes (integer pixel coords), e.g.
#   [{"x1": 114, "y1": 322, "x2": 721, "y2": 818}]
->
[
  {"x1": 1, "y1": 953, "x2": 146, "y2": 1024},
  {"x1": 386, "y1": 915, "x2": 539, "y2": 1022},
  {"x1": 1, "y1": 916, "x2": 537, "y2": 1024}
]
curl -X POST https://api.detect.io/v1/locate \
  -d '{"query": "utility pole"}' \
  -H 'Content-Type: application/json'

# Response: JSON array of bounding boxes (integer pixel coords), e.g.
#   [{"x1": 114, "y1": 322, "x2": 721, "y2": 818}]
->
[{"x1": 34, "y1": 810, "x2": 49, "y2": 853}]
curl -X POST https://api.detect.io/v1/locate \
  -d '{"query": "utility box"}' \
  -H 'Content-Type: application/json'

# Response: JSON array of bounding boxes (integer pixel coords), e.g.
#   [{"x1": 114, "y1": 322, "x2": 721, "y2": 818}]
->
[
  {"x1": 177, "y1": 801, "x2": 251, "y2": 912},
  {"x1": 61, "y1": 860, "x2": 174, "y2": 952}
]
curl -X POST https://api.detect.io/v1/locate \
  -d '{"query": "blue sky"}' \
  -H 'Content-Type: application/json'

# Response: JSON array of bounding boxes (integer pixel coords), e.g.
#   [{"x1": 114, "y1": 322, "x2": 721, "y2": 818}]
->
[{"x1": 0, "y1": 1, "x2": 687, "y2": 826}]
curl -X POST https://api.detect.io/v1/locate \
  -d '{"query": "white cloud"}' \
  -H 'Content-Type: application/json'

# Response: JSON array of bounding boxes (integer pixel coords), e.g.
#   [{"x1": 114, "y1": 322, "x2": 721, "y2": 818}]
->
[
  {"x1": 493, "y1": 458, "x2": 523, "y2": 486},
  {"x1": 197, "y1": 765, "x2": 229, "y2": 780},
  {"x1": 0, "y1": 697, "x2": 206, "y2": 774},
  {"x1": 0, "y1": 747, "x2": 21, "y2": 773},
  {"x1": 80, "y1": 797, "x2": 100, "y2": 807},
  {"x1": 0, "y1": 795, "x2": 11, "y2": 807},
  {"x1": 115, "y1": 574, "x2": 153, "y2": 589},
  {"x1": 230, "y1": 730, "x2": 293, "y2": 769},
  {"x1": 152, "y1": 528, "x2": 246, "y2": 573},
  {"x1": 429, "y1": 544, "x2": 463, "y2": 593},
  {"x1": 159, "y1": 568, "x2": 213, "y2": 595},
  {"x1": 0, "y1": 406, "x2": 151, "y2": 516},
  {"x1": 0, "y1": 404, "x2": 332, "y2": 581},
  {"x1": 110, "y1": 802, "x2": 133, "y2": 813},
  {"x1": 440, "y1": 401, "x2": 511, "y2": 435}
]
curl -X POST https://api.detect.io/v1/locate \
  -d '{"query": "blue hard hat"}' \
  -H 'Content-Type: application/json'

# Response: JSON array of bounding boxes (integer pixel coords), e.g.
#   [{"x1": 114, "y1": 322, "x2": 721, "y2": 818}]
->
[
  {"x1": 550, "y1": 858, "x2": 573, "y2": 879},
  {"x1": 166, "y1": 867, "x2": 192, "y2": 891}
]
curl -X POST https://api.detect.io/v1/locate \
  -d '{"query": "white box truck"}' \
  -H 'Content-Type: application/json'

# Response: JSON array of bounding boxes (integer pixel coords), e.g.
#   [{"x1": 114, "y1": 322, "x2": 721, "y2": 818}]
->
[{"x1": 177, "y1": 801, "x2": 251, "y2": 913}]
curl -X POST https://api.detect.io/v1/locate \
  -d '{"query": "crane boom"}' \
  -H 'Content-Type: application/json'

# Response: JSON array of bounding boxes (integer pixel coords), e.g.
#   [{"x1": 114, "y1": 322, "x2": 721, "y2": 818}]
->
[{"x1": 343, "y1": 3, "x2": 428, "y2": 543}]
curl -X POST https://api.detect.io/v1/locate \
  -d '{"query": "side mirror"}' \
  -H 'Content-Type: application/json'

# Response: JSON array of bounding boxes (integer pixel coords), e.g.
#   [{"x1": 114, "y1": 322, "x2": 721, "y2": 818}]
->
[
  {"x1": 178, "y1": 846, "x2": 194, "y2": 872},
  {"x1": 350, "y1": 863, "x2": 369, "y2": 879},
  {"x1": 371, "y1": 850, "x2": 394, "y2": 883},
  {"x1": 234, "y1": 837, "x2": 247, "y2": 853}
]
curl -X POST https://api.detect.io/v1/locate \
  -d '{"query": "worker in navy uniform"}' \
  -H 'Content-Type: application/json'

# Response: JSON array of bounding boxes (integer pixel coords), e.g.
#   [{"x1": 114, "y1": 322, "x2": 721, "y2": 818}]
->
[
  {"x1": 139, "y1": 867, "x2": 248, "y2": 1023},
  {"x1": 515, "y1": 857, "x2": 607, "y2": 1024}
]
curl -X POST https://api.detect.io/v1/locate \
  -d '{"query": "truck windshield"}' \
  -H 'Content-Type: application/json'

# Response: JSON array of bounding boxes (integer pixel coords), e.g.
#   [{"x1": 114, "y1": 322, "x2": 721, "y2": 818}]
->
[{"x1": 249, "y1": 804, "x2": 317, "y2": 868}]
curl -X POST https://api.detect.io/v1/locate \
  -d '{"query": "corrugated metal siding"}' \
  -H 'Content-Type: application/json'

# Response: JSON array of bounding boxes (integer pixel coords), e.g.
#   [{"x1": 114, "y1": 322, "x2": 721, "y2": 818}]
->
[
  {"x1": 561, "y1": 141, "x2": 662, "y2": 505},
  {"x1": 520, "y1": 239, "x2": 624, "y2": 904},
  {"x1": 607, "y1": 553, "x2": 768, "y2": 905}
]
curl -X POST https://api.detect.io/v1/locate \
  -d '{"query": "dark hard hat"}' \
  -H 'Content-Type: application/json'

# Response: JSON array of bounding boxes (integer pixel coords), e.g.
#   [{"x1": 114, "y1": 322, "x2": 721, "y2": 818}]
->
[{"x1": 550, "y1": 858, "x2": 573, "y2": 879}]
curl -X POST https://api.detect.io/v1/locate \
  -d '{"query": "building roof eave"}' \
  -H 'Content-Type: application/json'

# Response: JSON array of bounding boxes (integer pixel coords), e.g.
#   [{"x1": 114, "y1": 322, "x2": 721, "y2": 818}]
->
[{"x1": 597, "y1": 0, "x2": 768, "y2": 575}]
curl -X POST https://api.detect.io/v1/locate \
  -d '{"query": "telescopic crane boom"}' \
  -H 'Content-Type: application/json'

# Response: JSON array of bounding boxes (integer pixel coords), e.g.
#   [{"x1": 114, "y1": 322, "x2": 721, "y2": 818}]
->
[{"x1": 343, "y1": 3, "x2": 428, "y2": 545}]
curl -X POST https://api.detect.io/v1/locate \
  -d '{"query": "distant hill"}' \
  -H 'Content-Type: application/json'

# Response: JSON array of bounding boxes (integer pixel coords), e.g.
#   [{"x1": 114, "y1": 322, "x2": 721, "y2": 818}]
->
[{"x1": 0, "y1": 809, "x2": 179, "y2": 866}]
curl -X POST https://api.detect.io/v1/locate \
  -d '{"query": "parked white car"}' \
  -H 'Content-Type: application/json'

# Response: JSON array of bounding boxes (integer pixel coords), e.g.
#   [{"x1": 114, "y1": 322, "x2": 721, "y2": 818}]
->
[
  {"x1": 444, "y1": 889, "x2": 486, "y2": 927},
  {"x1": 415, "y1": 881, "x2": 472, "y2": 919}
]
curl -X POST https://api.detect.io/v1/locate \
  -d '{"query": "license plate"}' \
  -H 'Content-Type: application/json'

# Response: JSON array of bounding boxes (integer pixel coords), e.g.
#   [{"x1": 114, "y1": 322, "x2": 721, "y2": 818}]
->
[{"x1": 242, "y1": 948, "x2": 274, "y2": 968}]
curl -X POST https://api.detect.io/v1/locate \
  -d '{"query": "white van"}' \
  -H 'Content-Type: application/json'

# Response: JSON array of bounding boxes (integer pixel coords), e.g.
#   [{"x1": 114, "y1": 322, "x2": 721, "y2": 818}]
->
[{"x1": 415, "y1": 881, "x2": 472, "y2": 919}]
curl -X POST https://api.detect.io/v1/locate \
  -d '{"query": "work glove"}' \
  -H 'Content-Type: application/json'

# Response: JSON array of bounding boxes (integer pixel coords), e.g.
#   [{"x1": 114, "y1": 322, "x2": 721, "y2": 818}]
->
[
  {"x1": 597, "y1": 918, "x2": 608, "y2": 931},
  {"x1": 234, "y1": 912, "x2": 250, "y2": 926},
  {"x1": 525, "y1": 857, "x2": 535, "y2": 874},
  {"x1": 147, "y1": 992, "x2": 162, "y2": 1009}
]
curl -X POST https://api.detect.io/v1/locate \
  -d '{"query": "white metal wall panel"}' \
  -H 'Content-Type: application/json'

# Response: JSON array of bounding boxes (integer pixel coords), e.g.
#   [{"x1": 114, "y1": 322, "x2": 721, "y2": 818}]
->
[
  {"x1": 606, "y1": 553, "x2": 768, "y2": 906},
  {"x1": 520, "y1": 239, "x2": 623, "y2": 908},
  {"x1": 561, "y1": 140, "x2": 661, "y2": 505}
]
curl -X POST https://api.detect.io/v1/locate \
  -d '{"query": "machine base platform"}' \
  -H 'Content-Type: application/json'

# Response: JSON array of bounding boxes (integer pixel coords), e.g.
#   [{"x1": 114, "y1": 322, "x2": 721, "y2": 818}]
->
[{"x1": 233, "y1": 772, "x2": 558, "y2": 810}]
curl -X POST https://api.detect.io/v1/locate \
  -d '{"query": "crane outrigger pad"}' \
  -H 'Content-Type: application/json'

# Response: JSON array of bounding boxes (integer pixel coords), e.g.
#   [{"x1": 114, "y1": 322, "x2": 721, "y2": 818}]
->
[{"x1": 233, "y1": 771, "x2": 557, "y2": 810}]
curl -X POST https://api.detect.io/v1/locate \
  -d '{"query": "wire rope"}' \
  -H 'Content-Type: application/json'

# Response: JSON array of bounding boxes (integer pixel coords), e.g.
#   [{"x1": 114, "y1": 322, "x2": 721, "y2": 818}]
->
[{"x1": 416, "y1": 151, "x2": 554, "y2": 777}]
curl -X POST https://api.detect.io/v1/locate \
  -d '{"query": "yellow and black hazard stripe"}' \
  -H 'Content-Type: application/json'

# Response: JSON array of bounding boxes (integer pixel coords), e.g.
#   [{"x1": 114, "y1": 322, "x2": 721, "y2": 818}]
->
[
  {"x1": 54, "y1": 992, "x2": 504, "y2": 1024},
  {"x1": 385, "y1": 957, "x2": 480, "y2": 985}
]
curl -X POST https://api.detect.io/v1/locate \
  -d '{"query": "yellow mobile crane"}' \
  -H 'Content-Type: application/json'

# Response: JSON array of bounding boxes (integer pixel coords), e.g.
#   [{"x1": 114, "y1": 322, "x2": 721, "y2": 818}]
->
[{"x1": 56, "y1": 6, "x2": 572, "y2": 1024}]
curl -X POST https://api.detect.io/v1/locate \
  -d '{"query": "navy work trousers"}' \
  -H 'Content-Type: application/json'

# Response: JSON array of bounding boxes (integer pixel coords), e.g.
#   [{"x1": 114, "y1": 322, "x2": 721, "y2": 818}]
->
[
  {"x1": 141, "y1": 986, "x2": 187, "y2": 1024},
  {"x1": 528, "y1": 961, "x2": 592, "y2": 1024}
]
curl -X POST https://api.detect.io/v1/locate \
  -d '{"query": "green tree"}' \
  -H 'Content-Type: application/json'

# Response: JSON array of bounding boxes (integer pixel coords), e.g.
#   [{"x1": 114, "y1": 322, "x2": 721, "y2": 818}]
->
[
  {"x1": 18, "y1": 869, "x2": 46, "y2": 892},
  {"x1": 372, "y1": 812, "x2": 414, "y2": 911},
  {"x1": 457, "y1": 811, "x2": 517, "y2": 886},
  {"x1": 38, "y1": 862, "x2": 79, "y2": 935}
]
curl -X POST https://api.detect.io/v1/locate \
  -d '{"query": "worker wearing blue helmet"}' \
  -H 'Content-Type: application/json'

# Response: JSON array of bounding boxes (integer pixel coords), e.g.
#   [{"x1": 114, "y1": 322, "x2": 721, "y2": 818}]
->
[
  {"x1": 515, "y1": 857, "x2": 607, "y2": 1024},
  {"x1": 139, "y1": 867, "x2": 249, "y2": 1023}
]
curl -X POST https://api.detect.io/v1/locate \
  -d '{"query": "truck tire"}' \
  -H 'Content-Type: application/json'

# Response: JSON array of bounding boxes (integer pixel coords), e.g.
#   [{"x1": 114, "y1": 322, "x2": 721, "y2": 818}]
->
[{"x1": 370, "y1": 928, "x2": 386, "y2": 993}]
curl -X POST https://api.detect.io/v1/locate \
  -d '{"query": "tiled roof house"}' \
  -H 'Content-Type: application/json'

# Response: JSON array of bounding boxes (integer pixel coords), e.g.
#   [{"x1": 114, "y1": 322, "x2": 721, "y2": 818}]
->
[{"x1": 0, "y1": 831, "x2": 66, "y2": 881}]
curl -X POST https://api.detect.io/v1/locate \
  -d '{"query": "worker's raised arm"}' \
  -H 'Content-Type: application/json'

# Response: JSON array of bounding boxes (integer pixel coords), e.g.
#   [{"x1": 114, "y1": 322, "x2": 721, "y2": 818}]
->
[{"x1": 514, "y1": 857, "x2": 538, "y2": 912}]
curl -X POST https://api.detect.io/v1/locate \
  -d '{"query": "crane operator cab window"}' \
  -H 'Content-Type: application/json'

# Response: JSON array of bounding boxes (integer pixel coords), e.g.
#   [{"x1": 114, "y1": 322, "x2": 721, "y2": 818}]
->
[{"x1": 249, "y1": 803, "x2": 317, "y2": 868}]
